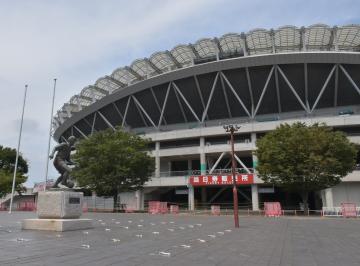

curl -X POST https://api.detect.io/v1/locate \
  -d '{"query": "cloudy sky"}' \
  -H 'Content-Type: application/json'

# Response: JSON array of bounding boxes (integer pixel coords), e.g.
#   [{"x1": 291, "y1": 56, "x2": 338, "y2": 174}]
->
[{"x1": 0, "y1": 0, "x2": 359, "y2": 186}]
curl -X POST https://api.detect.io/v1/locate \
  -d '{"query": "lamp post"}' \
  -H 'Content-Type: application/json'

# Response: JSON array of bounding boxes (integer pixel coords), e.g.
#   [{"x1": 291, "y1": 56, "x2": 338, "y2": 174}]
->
[{"x1": 224, "y1": 124, "x2": 240, "y2": 228}]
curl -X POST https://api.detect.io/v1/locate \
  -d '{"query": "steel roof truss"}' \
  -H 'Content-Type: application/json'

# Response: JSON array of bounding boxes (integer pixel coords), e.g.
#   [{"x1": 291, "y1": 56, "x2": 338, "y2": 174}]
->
[
  {"x1": 220, "y1": 71, "x2": 251, "y2": 118},
  {"x1": 122, "y1": 97, "x2": 131, "y2": 127},
  {"x1": 91, "y1": 112, "x2": 97, "y2": 135},
  {"x1": 339, "y1": 64, "x2": 360, "y2": 96},
  {"x1": 304, "y1": 63, "x2": 310, "y2": 110},
  {"x1": 133, "y1": 97, "x2": 148, "y2": 127},
  {"x1": 132, "y1": 95, "x2": 157, "y2": 128},
  {"x1": 172, "y1": 81, "x2": 201, "y2": 122},
  {"x1": 334, "y1": 64, "x2": 339, "y2": 107},
  {"x1": 150, "y1": 87, "x2": 167, "y2": 125},
  {"x1": 245, "y1": 67, "x2": 254, "y2": 116},
  {"x1": 172, "y1": 82, "x2": 188, "y2": 123},
  {"x1": 73, "y1": 125, "x2": 88, "y2": 139},
  {"x1": 82, "y1": 117, "x2": 94, "y2": 131},
  {"x1": 311, "y1": 65, "x2": 336, "y2": 113},
  {"x1": 274, "y1": 65, "x2": 282, "y2": 113},
  {"x1": 105, "y1": 75, "x2": 126, "y2": 88},
  {"x1": 219, "y1": 74, "x2": 232, "y2": 118},
  {"x1": 97, "y1": 111, "x2": 115, "y2": 131},
  {"x1": 112, "y1": 102, "x2": 126, "y2": 126},
  {"x1": 252, "y1": 66, "x2": 275, "y2": 117},
  {"x1": 201, "y1": 72, "x2": 220, "y2": 122},
  {"x1": 158, "y1": 83, "x2": 171, "y2": 128},
  {"x1": 277, "y1": 65, "x2": 310, "y2": 113},
  {"x1": 166, "y1": 50, "x2": 182, "y2": 68},
  {"x1": 194, "y1": 75, "x2": 208, "y2": 120}
]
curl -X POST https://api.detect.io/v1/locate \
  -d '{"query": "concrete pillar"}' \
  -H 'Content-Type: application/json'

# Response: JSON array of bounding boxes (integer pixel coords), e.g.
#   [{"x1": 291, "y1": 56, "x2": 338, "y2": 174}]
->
[
  {"x1": 187, "y1": 159, "x2": 192, "y2": 175},
  {"x1": 155, "y1": 141, "x2": 160, "y2": 178},
  {"x1": 251, "y1": 184, "x2": 259, "y2": 211},
  {"x1": 200, "y1": 137, "x2": 206, "y2": 174},
  {"x1": 136, "y1": 190, "x2": 144, "y2": 210},
  {"x1": 325, "y1": 188, "x2": 334, "y2": 208},
  {"x1": 188, "y1": 185, "x2": 195, "y2": 211}
]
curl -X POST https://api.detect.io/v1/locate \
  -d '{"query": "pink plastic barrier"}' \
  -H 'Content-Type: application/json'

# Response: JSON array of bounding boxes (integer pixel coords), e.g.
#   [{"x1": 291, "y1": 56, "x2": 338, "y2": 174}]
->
[
  {"x1": 264, "y1": 202, "x2": 282, "y2": 217},
  {"x1": 17, "y1": 201, "x2": 36, "y2": 211},
  {"x1": 159, "y1": 202, "x2": 168, "y2": 214},
  {"x1": 170, "y1": 205, "x2": 179, "y2": 214},
  {"x1": 211, "y1": 205, "x2": 221, "y2": 215},
  {"x1": 148, "y1": 201, "x2": 161, "y2": 214},
  {"x1": 341, "y1": 203, "x2": 357, "y2": 218}
]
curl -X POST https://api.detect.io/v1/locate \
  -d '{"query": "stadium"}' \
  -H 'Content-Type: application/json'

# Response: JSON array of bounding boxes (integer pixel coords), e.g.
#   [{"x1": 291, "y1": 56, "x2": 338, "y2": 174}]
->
[{"x1": 52, "y1": 24, "x2": 360, "y2": 212}]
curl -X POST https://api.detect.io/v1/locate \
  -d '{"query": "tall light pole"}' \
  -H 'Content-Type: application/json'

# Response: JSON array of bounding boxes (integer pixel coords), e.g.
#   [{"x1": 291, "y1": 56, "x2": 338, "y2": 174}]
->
[
  {"x1": 224, "y1": 124, "x2": 240, "y2": 228},
  {"x1": 9, "y1": 85, "x2": 28, "y2": 214},
  {"x1": 44, "y1": 78, "x2": 57, "y2": 191}
]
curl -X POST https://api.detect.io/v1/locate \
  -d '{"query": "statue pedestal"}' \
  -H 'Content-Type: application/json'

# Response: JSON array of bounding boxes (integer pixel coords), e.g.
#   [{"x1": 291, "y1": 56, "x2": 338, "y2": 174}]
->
[{"x1": 22, "y1": 190, "x2": 93, "y2": 232}]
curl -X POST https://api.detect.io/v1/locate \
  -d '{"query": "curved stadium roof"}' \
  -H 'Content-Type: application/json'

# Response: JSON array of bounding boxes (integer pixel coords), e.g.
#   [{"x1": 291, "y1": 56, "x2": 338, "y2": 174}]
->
[{"x1": 54, "y1": 24, "x2": 360, "y2": 132}]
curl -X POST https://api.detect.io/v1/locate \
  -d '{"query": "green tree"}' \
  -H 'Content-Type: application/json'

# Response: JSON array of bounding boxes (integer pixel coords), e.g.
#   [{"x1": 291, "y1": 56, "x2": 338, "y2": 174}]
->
[
  {"x1": 255, "y1": 122, "x2": 356, "y2": 212},
  {"x1": 72, "y1": 128, "x2": 155, "y2": 210},
  {"x1": 0, "y1": 146, "x2": 28, "y2": 197}
]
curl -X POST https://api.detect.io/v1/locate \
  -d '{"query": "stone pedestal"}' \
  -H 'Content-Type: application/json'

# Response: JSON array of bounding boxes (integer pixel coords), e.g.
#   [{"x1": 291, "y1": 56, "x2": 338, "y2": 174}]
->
[
  {"x1": 22, "y1": 218, "x2": 93, "y2": 232},
  {"x1": 22, "y1": 190, "x2": 93, "y2": 232}
]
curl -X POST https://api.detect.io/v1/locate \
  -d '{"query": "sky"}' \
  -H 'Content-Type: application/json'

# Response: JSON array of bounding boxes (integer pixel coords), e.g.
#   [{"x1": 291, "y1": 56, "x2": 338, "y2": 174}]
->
[{"x1": 0, "y1": 0, "x2": 359, "y2": 186}]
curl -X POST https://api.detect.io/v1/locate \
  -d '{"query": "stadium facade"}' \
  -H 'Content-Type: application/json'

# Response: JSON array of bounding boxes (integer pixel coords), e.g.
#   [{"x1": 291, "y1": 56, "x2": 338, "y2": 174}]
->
[{"x1": 53, "y1": 24, "x2": 360, "y2": 211}]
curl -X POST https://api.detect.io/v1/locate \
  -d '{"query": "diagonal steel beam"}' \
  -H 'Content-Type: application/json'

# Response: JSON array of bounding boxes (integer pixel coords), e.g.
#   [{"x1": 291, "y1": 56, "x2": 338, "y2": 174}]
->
[
  {"x1": 277, "y1": 65, "x2": 310, "y2": 113},
  {"x1": 91, "y1": 112, "x2": 97, "y2": 135},
  {"x1": 253, "y1": 66, "x2": 275, "y2": 117},
  {"x1": 304, "y1": 63, "x2": 310, "y2": 110},
  {"x1": 112, "y1": 102, "x2": 125, "y2": 125},
  {"x1": 194, "y1": 75, "x2": 208, "y2": 120},
  {"x1": 150, "y1": 87, "x2": 167, "y2": 125},
  {"x1": 334, "y1": 64, "x2": 339, "y2": 107},
  {"x1": 234, "y1": 154, "x2": 251, "y2": 174},
  {"x1": 132, "y1": 95, "x2": 157, "y2": 128},
  {"x1": 220, "y1": 72, "x2": 251, "y2": 117},
  {"x1": 98, "y1": 111, "x2": 115, "y2": 130},
  {"x1": 172, "y1": 82, "x2": 188, "y2": 123},
  {"x1": 172, "y1": 81, "x2": 200, "y2": 122},
  {"x1": 311, "y1": 65, "x2": 336, "y2": 113},
  {"x1": 245, "y1": 67, "x2": 254, "y2": 117},
  {"x1": 158, "y1": 83, "x2": 171, "y2": 128},
  {"x1": 122, "y1": 97, "x2": 131, "y2": 127},
  {"x1": 201, "y1": 72, "x2": 219, "y2": 122},
  {"x1": 209, "y1": 152, "x2": 226, "y2": 174},
  {"x1": 219, "y1": 74, "x2": 232, "y2": 118},
  {"x1": 133, "y1": 97, "x2": 148, "y2": 127},
  {"x1": 73, "y1": 125, "x2": 88, "y2": 139},
  {"x1": 339, "y1": 64, "x2": 360, "y2": 96},
  {"x1": 221, "y1": 71, "x2": 251, "y2": 118},
  {"x1": 274, "y1": 65, "x2": 282, "y2": 113},
  {"x1": 83, "y1": 117, "x2": 94, "y2": 131}
]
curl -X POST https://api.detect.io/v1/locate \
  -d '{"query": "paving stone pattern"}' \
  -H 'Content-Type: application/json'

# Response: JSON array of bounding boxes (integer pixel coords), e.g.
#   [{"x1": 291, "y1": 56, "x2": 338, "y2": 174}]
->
[{"x1": 0, "y1": 212, "x2": 359, "y2": 266}]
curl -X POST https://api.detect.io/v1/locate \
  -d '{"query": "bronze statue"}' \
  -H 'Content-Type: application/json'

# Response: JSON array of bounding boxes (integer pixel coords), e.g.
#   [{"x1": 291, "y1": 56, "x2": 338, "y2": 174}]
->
[{"x1": 49, "y1": 136, "x2": 76, "y2": 188}]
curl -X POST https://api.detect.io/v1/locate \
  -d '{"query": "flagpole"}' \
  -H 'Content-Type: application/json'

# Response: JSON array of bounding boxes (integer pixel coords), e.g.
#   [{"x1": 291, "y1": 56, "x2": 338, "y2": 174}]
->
[
  {"x1": 44, "y1": 78, "x2": 57, "y2": 191},
  {"x1": 9, "y1": 84, "x2": 28, "y2": 214}
]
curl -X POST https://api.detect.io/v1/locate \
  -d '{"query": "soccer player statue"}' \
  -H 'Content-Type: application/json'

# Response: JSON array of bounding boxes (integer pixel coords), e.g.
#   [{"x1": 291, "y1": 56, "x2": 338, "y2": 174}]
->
[{"x1": 49, "y1": 136, "x2": 76, "y2": 189}]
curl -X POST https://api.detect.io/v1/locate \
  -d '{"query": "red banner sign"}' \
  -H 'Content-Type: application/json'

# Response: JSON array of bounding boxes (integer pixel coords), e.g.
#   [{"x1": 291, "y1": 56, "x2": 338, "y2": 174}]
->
[{"x1": 189, "y1": 174, "x2": 253, "y2": 186}]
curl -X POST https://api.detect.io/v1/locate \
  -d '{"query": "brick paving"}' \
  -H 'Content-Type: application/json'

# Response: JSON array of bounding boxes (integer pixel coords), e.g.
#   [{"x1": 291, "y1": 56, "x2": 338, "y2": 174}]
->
[{"x1": 0, "y1": 212, "x2": 359, "y2": 266}]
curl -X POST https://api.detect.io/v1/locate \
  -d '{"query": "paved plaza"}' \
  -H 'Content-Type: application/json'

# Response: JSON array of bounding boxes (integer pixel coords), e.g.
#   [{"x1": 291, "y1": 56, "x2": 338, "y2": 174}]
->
[{"x1": 0, "y1": 212, "x2": 359, "y2": 266}]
